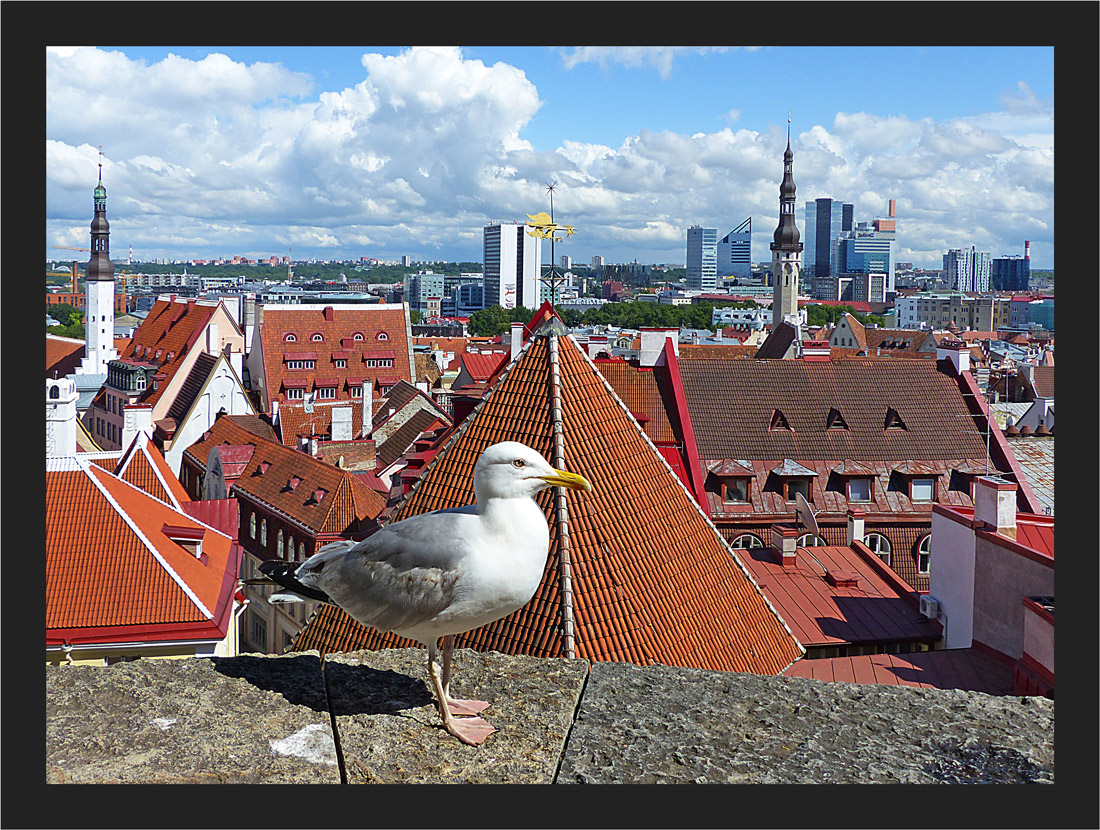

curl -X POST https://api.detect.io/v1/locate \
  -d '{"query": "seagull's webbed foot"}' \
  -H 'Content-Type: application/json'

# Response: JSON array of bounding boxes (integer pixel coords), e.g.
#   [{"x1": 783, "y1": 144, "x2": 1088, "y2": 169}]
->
[
  {"x1": 440, "y1": 635, "x2": 492, "y2": 717},
  {"x1": 428, "y1": 639, "x2": 496, "y2": 746}
]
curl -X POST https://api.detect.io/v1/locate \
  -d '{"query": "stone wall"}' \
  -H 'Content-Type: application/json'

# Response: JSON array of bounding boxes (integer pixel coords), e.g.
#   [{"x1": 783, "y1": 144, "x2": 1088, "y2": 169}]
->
[{"x1": 46, "y1": 648, "x2": 1054, "y2": 786}]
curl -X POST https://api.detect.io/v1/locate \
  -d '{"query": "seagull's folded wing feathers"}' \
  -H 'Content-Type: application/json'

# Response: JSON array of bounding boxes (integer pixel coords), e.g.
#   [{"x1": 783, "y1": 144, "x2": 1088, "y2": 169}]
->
[{"x1": 297, "y1": 507, "x2": 479, "y2": 635}]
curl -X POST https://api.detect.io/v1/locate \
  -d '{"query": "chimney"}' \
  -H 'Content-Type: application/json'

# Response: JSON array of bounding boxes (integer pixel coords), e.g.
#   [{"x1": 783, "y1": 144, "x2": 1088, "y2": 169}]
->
[
  {"x1": 510, "y1": 322, "x2": 525, "y2": 362},
  {"x1": 323, "y1": 306, "x2": 335, "y2": 322},
  {"x1": 936, "y1": 339, "x2": 970, "y2": 375},
  {"x1": 846, "y1": 507, "x2": 866, "y2": 546},
  {"x1": 205, "y1": 321, "x2": 219, "y2": 355},
  {"x1": 974, "y1": 476, "x2": 1018, "y2": 539},
  {"x1": 1024, "y1": 240, "x2": 1031, "y2": 260},
  {"x1": 308, "y1": 436, "x2": 320, "y2": 457},
  {"x1": 770, "y1": 523, "x2": 800, "y2": 569},
  {"x1": 640, "y1": 328, "x2": 678, "y2": 368},
  {"x1": 361, "y1": 380, "x2": 373, "y2": 437},
  {"x1": 801, "y1": 340, "x2": 830, "y2": 361}
]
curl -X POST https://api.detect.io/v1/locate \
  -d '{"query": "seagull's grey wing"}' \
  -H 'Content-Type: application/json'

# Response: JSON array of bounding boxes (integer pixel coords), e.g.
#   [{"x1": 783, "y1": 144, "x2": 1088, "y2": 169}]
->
[{"x1": 299, "y1": 508, "x2": 479, "y2": 635}]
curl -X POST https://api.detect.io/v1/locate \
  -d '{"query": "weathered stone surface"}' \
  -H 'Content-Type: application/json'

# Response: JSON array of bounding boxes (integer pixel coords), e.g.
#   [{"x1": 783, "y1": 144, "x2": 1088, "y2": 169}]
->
[
  {"x1": 46, "y1": 651, "x2": 340, "y2": 784},
  {"x1": 324, "y1": 648, "x2": 589, "y2": 784},
  {"x1": 556, "y1": 661, "x2": 1055, "y2": 784}
]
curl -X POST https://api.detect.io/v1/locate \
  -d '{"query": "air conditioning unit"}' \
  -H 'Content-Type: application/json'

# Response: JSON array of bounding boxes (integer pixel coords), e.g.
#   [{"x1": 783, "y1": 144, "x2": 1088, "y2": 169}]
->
[{"x1": 919, "y1": 595, "x2": 941, "y2": 620}]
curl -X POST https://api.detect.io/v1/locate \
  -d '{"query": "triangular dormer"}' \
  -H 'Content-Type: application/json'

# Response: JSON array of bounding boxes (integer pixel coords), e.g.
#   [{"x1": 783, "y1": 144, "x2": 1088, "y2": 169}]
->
[
  {"x1": 769, "y1": 409, "x2": 791, "y2": 431},
  {"x1": 884, "y1": 407, "x2": 907, "y2": 431},
  {"x1": 826, "y1": 407, "x2": 849, "y2": 430}
]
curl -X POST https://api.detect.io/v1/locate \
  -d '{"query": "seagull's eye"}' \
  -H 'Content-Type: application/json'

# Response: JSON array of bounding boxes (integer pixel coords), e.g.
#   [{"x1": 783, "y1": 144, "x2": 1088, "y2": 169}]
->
[{"x1": 512, "y1": 458, "x2": 526, "y2": 468}]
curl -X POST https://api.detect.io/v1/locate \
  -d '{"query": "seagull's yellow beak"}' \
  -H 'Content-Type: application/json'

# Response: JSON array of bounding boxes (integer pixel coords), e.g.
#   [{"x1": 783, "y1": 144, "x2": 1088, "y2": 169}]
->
[{"x1": 539, "y1": 469, "x2": 593, "y2": 492}]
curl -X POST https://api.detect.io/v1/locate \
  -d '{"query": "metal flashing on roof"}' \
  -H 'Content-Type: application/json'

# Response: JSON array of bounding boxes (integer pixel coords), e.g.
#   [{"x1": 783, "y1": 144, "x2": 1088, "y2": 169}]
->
[{"x1": 772, "y1": 459, "x2": 818, "y2": 477}]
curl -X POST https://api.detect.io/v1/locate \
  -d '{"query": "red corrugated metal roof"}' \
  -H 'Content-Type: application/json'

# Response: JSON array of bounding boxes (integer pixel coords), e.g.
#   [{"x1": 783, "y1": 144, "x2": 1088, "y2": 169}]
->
[{"x1": 783, "y1": 648, "x2": 1014, "y2": 695}]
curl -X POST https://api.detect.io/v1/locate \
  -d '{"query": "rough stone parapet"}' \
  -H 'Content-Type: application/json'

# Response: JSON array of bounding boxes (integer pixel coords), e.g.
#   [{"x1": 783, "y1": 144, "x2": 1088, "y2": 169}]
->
[{"x1": 46, "y1": 648, "x2": 1053, "y2": 785}]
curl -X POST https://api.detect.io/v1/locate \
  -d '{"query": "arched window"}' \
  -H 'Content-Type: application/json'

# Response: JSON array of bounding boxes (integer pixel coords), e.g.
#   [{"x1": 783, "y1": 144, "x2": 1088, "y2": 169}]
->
[
  {"x1": 277, "y1": 529, "x2": 284, "y2": 559},
  {"x1": 353, "y1": 332, "x2": 364, "y2": 341},
  {"x1": 730, "y1": 533, "x2": 763, "y2": 549},
  {"x1": 311, "y1": 333, "x2": 324, "y2": 342},
  {"x1": 797, "y1": 533, "x2": 825, "y2": 547},
  {"x1": 250, "y1": 512, "x2": 257, "y2": 540},
  {"x1": 376, "y1": 331, "x2": 389, "y2": 341},
  {"x1": 864, "y1": 532, "x2": 892, "y2": 565},
  {"x1": 284, "y1": 333, "x2": 297, "y2": 342},
  {"x1": 261, "y1": 519, "x2": 268, "y2": 548},
  {"x1": 287, "y1": 535, "x2": 295, "y2": 561},
  {"x1": 49, "y1": 385, "x2": 60, "y2": 399},
  {"x1": 298, "y1": 541, "x2": 306, "y2": 560},
  {"x1": 916, "y1": 534, "x2": 931, "y2": 574}
]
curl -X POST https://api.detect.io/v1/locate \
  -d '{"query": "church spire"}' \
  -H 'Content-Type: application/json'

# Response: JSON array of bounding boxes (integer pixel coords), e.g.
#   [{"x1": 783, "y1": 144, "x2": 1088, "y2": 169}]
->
[
  {"x1": 772, "y1": 115, "x2": 801, "y2": 251},
  {"x1": 86, "y1": 147, "x2": 114, "y2": 283}
]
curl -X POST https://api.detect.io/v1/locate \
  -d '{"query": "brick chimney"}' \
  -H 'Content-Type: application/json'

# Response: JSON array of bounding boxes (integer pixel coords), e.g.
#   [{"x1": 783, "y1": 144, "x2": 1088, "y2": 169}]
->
[
  {"x1": 770, "y1": 523, "x2": 800, "y2": 569},
  {"x1": 846, "y1": 507, "x2": 866, "y2": 546},
  {"x1": 974, "y1": 476, "x2": 1017, "y2": 539}
]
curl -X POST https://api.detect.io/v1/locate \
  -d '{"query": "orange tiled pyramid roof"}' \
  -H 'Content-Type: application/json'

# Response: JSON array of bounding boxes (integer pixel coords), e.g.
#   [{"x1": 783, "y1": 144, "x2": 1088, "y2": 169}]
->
[
  {"x1": 295, "y1": 319, "x2": 803, "y2": 675},
  {"x1": 46, "y1": 458, "x2": 238, "y2": 642},
  {"x1": 114, "y1": 431, "x2": 191, "y2": 509}
]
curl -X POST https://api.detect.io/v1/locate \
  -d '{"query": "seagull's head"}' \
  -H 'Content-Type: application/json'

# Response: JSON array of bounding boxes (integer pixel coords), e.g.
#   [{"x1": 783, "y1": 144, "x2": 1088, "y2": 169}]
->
[{"x1": 473, "y1": 441, "x2": 592, "y2": 502}]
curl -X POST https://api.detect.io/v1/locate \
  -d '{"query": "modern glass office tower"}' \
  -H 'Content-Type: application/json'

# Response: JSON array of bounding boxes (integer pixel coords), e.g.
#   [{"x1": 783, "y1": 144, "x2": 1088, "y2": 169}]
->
[
  {"x1": 803, "y1": 198, "x2": 853, "y2": 298},
  {"x1": 991, "y1": 256, "x2": 1031, "y2": 292},
  {"x1": 717, "y1": 218, "x2": 752, "y2": 279},
  {"x1": 686, "y1": 226, "x2": 719, "y2": 291},
  {"x1": 483, "y1": 221, "x2": 541, "y2": 310},
  {"x1": 944, "y1": 247, "x2": 992, "y2": 293}
]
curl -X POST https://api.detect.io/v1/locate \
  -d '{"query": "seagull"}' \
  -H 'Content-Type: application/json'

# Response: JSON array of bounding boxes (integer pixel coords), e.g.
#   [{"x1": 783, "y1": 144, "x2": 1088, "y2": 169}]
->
[{"x1": 257, "y1": 441, "x2": 592, "y2": 746}]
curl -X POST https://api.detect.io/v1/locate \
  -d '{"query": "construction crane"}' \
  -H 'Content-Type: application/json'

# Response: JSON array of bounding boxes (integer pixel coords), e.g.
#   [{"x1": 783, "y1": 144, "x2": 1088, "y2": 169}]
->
[{"x1": 51, "y1": 246, "x2": 89, "y2": 293}]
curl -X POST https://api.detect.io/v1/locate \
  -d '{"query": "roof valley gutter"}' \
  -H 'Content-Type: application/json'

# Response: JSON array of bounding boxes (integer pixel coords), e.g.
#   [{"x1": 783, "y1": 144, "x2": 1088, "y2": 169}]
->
[{"x1": 548, "y1": 332, "x2": 576, "y2": 659}]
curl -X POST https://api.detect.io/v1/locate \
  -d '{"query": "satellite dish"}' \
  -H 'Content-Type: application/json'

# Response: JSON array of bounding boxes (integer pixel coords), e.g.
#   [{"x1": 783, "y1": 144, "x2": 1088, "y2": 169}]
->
[
  {"x1": 304, "y1": 393, "x2": 314, "y2": 414},
  {"x1": 795, "y1": 492, "x2": 820, "y2": 541}
]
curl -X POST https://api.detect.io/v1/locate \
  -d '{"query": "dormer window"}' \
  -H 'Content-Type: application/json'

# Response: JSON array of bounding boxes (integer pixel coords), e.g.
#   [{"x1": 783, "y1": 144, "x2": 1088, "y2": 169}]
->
[
  {"x1": 785, "y1": 479, "x2": 811, "y2": 503},
  {"x1": 376, "y1": 331, "x2": 389, "y2": 341},
  {"x1": 311, "y1": 333, "x2": 324, "y2": 342},
  {"x1": 722, "y1": 477, "x2": 750, "y2": 504},
  {"x1": 826, "y1": 408, "x2": 849, "y2": 431},
  {"x1": 308, "y1": 488, "x2": 328, "y2": 505},
  {"x1": 769, "y1": 409, "x2": 791, "y2": 431},
  {"x1": 257, "y1": 461, "x2": 271, "y2": 476},
  {"x1": 353, "y1": 333, "x2": 365, "y2": 341},
  {"x1": 910, "y1": 477, "x2": 935, "y2": 502},
  {"x1": 847, "y1": 477, "x2": 872, "y2": 502},
  {"x1": 285, "y1": 333, "x2": 297, "y2": 342},
  {"x1": 286, "y1": 476, "x2": 302, "y2": 491},
  {"x1": 884, "y1": 407, "x2": 908, "y2": 431},
  {"x1": 334, "y1": 359, "x2": 347, "y2": 368}
]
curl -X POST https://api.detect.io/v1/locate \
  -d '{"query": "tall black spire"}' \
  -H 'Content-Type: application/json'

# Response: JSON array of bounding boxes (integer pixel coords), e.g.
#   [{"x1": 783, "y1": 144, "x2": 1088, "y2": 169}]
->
[
  {"x1": 86, "y1": 148, "x2": 114, "y2": 283},
  {"x1": 771, "y1": 117, "x2": 802, "y2": 252}
]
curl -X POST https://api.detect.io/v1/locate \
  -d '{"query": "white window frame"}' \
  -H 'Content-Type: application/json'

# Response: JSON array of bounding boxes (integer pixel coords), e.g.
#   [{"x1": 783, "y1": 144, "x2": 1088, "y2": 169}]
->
[
  {"x1": 864, "y1": 532, "x2": 892, "y2": 565},
  {"x1": 848, "y1": 477, "x2": 872, "y2": 502},
  {"x1": 917, "y1": 535, "x2": 931, "y2": 574},
  {"x1": 730, "y1": 533, "x2": 763, "y2": 549},
  {"x1": 910, "y1": 477, "x2": 935, "y2": 502}
]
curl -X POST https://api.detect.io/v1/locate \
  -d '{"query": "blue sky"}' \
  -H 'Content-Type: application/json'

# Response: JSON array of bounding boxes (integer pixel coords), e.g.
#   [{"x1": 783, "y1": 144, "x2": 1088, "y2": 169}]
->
[{"x1": 46, "y1": 45, "x2": 1054, "y2": 268}]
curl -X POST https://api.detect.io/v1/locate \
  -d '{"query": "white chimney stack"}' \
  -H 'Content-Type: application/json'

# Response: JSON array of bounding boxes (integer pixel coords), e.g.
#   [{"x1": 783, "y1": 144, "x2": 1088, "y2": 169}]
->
[
  {"x1": 973, "y1": 476, "x2": 1017, "y2": 539},
  {"x1": 206, "y1": 321, "x2": 219, "y2": 355},
  {"x1": 510, "y1": 322, "x2": 525, "y2": 362},
  {"x1": 846, "y1": 508, "x2": 866, "y2": 546},
  {"x1": 936, "y1": 339, "x2": 970, "y2": 375},
  {"x1": 640, "y1": 328, "x2": 678, "y2": 368},
  {"x1": 361, "y1": 380, "x2": 373, "y2": 437}
]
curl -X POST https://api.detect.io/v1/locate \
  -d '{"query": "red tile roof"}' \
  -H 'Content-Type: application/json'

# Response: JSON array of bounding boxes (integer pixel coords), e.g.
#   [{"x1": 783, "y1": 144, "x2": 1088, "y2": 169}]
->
[
  {"x1": 230, "y1": 434, "x2": 387, "y2": 537},
  {"x1": 256, "y1": 304, "x2": 413, "y2": 412},
  {"x1": 295, "y1": 323, "x2": 803, "y2": 675},
  {"x1": 737, "y1": 544, "x2": 940, "y2": 650},
  {"x1": 181, "y1": 414, "x2": 277, "y2": 473},
  {"x1": 783, "y1": 648, "x2": 1014, "y2": 694},
  {"x1": 114, "y1": 431, "x2": 191, "y2": 510},
  {"x1": 46, "y1": 335, "x2": 85, "y2": 378},
  {"x1": 276, "y1": 400, "x2": 369, "y2": 445},
  {"x1": 594, "y1": 359, "x2": 678, "y2": 444},
  {"x1": 46, "y1": 459, "x2": 239, "y2": 644},
  {"x1": 117, "y1": 299, "x2": 221, "y2": 407}
]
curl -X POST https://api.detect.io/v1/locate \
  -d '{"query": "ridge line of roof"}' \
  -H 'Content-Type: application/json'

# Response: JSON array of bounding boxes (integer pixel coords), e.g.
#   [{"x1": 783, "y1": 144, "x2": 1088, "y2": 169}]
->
[
  {"x1": 81, "y1": 460, "x2": 214, "y2": 620},
  {"x1": 548, "y1": 332, "x2": 576, "y2": 659},
  {"x1": 563, "y1": 334, "x2": 805, "y2": 654}
]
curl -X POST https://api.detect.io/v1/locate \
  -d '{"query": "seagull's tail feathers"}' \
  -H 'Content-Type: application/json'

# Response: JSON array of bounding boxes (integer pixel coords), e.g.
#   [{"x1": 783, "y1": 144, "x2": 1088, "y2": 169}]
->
[{"x1": 257, "y1": 560, "x2": 333, "y2": 604}]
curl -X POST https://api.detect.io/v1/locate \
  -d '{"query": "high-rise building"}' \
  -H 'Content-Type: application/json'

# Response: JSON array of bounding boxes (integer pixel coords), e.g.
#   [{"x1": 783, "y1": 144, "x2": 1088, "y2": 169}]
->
[
  {"x1": 803, "y1": 198, "x2": 853, "y2": 299},
  {"x1": 403, "y1": 270, "x2": 445, "y2": 318},
  {"x1": 944, "y1": 247, "x2": 991, "y2": 293},
  {"x1": 686, "y1": 226, "x2": 718, "y2": 291},
  {"x1": 991, "y1": 242, "x2": 1031, "y2": 292},
  {"x1": 483, "y1": 221, "x2": 541, "y2": 311},
  {"x1": 717, "y1": 218, "x2": 752, "y2": 279},
  {"x1": 75, "y1": 159, "x2": 119, "y2": 379},
  {"x1": 771, "y1": 130, "x2": 803, "y2": 329}
]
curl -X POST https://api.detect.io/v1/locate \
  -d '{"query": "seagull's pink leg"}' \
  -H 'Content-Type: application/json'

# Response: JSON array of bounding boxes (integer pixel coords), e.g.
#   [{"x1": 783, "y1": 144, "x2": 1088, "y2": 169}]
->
[
  {"x1": 441, "y1": 634, "x2": 490, "y2": 716},
  {"x1": 427, "y1": 640, "x2": 495, "y2": 746}
]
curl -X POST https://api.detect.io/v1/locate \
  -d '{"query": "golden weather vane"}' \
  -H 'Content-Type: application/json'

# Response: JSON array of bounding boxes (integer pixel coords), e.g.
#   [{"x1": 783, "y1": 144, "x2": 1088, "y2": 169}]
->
[{"x1": 525, "y1": 182, "x2": 576, "y2": 241}]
